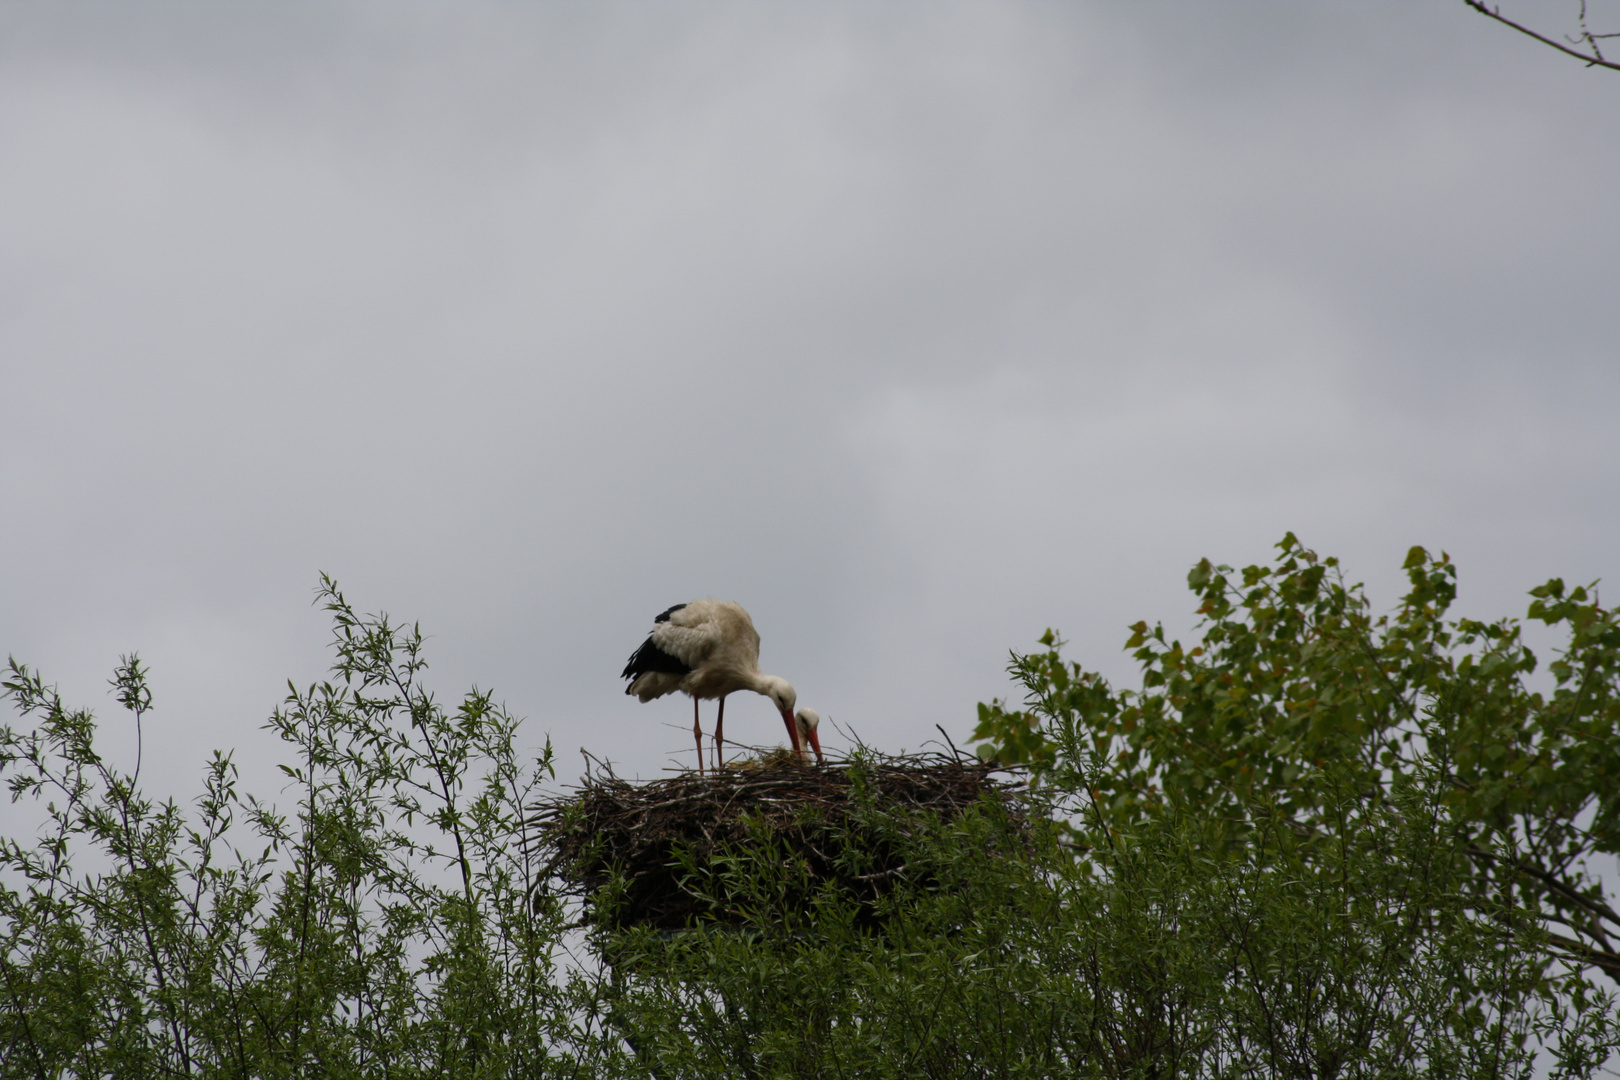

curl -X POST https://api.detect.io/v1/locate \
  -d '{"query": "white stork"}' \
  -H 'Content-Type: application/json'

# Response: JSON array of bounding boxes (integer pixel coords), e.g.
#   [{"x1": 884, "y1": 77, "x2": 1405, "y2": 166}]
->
[
  {"x1": 622, "y1": 599, "x2": 803, "y2": 773},
  {"x1": 794, "y1": 707, "x2": 826, "y2": 766}
]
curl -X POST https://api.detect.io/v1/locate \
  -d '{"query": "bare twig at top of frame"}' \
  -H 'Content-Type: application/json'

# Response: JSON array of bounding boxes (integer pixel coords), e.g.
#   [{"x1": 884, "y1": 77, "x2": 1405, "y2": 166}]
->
[{"x1": 1465, "y1": 0, "x2": 1620, "y2": 71}]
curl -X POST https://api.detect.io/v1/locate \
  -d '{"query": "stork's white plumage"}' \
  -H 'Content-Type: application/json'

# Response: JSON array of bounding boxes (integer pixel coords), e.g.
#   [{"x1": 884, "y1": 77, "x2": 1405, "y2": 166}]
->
[{"x1": 622, "y1": 599, "x2": 803, "y2": 773}]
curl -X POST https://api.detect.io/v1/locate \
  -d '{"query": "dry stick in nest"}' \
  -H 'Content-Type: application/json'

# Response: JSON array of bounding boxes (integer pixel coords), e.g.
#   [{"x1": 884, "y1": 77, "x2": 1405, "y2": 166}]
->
[{"x1": 525, "y1": 752, "x2": 1027, "y2": 931}]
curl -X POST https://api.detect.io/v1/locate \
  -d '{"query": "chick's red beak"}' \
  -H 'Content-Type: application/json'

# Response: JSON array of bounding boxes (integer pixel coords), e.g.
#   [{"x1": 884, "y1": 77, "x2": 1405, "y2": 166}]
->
[{"x1": 805, "y1": 724, "x2": 824, "y2": 766}]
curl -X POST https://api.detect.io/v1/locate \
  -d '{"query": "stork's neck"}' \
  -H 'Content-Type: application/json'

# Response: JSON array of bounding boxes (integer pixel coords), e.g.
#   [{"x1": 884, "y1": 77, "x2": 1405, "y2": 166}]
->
[
  {"x1": 749, "y1": 673, "x2": 797, "y2": 714},
  {"x1": 744, "y1": 671, "x2": 782, "y2": 696}
]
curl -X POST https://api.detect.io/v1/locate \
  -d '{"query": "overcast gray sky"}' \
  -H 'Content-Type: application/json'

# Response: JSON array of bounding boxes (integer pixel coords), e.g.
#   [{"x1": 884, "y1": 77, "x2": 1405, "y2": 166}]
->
[{"x1": 3, "y1": 2, "x2": 1617, "y2": 808}]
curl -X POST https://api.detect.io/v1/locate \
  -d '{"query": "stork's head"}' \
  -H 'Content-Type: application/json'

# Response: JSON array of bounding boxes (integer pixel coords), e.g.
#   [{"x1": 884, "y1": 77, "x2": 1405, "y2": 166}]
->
[
  {"x1": 795, "y1": 707, "x2": 825, "y2": 766},
  {"x1": 759, "y1": 675, "x2": 797, "y2": 720},
  {"x1": 757, "y1": 676, "x2": 803, "y2": 756}
]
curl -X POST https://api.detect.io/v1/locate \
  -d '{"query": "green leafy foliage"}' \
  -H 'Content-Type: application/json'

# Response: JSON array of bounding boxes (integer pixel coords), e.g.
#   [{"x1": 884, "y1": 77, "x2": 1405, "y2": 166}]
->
[
  {"x1": 599, "y1": 536, "x2": 1620, "y2": 1077},
  {"x1": 981, "y1": 534, "x2": 1620, "y2": 985},
  {"x1": 599, "y1": 755, "x2": 1615, "y2": 1078},
  {"x1": 3, "y1": 545, "x2": 1617, "y2": 1079},
  {"x1": 0, "y1": 579, "x2": 612, "y2": 1078},
  {"x1": 970, "y1": 630, "x2": 1064, "y2": 777}
]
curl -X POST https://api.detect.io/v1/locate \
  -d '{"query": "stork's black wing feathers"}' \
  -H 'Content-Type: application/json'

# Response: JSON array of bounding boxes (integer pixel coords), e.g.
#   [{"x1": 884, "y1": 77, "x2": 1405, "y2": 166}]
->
[
  {"x1": 621, "y1": 603, "x2": 694, "y2": 683},
  {"x1": 622, "y1": 635, "x2": 692, "y2": 682}
]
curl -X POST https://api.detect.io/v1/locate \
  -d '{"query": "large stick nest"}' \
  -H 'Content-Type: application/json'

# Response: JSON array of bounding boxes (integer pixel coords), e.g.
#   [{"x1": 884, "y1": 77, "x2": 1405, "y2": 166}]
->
[{"x1": 526, "y1": 751, "x2": 1025, "y2": 932}]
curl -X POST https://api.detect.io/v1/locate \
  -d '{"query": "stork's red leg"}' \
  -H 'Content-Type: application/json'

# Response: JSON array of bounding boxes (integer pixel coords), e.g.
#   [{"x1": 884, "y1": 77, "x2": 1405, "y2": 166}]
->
[
  {"x1": 693, "y1": 697, "x2": 704, "y2": 776},
  {"x1": 714, "y1": 695, "x2": 727, "y2": 772}
]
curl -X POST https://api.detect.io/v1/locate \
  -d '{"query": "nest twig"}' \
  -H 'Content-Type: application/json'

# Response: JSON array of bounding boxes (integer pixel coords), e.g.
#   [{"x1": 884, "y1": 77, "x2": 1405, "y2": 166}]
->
[{"x1": 526, "y1": 750, "x2": 1024, "y2": 932}]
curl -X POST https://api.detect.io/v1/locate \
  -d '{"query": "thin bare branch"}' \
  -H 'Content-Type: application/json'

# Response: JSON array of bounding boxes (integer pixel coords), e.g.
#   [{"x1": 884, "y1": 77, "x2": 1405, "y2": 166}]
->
[{"x1": 1464, "y1": 0, "x2": 1620, "y2": 71}]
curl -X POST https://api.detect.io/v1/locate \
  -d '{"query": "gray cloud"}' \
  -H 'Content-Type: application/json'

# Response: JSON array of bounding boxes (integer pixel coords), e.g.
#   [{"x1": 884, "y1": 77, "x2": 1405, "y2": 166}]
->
[{"x1": 2, "y1": 2, "x2": 1617, "y2": 808}]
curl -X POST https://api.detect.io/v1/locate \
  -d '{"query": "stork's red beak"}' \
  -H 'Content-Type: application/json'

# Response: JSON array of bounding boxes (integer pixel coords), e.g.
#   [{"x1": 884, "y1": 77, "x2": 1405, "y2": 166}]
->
[
  {"x1": 781, "y1": 707, "x2": 804, "y2": 759},
  {"x1": 805, "y1": 724, "x2": 824, "y2": 766}
]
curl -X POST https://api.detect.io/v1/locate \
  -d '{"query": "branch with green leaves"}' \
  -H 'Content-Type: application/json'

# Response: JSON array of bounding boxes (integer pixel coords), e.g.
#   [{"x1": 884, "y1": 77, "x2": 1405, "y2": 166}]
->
[
  {"x1": 0, "y1": 580, "x2": 597, "y2": 1077},
  {"x1": 973, "y1": 534, "x2": 1620, "y2": 984}
]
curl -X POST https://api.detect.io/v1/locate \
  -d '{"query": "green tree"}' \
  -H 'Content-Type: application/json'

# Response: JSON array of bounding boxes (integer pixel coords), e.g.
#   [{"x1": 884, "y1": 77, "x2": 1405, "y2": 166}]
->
[
  {"x1": 975, "y1": 534, "x2": 1620, "y2": 986},
  {"x1": 602, "y1": 741, "x2": 1615, "y2": 1077},
  {"x1": 600, "y1": 538, "x2": 1620, "y2": 1076},
  {"x1": 0, "y1": 578, "x2": 610, "y2": 1078},
  {"x1": 4, "y1": 551, "x2": 1616, "y2": 1078}
]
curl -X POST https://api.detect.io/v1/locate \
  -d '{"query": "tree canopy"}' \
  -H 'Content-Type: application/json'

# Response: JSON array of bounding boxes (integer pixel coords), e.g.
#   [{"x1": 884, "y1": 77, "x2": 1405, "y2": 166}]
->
[
  {"x1": 2, "y1": 541, "x2": 1617, "y2": 1077},
  {"x1": 974, "y1": 533, "x2": 1620, "y2": 986}
]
